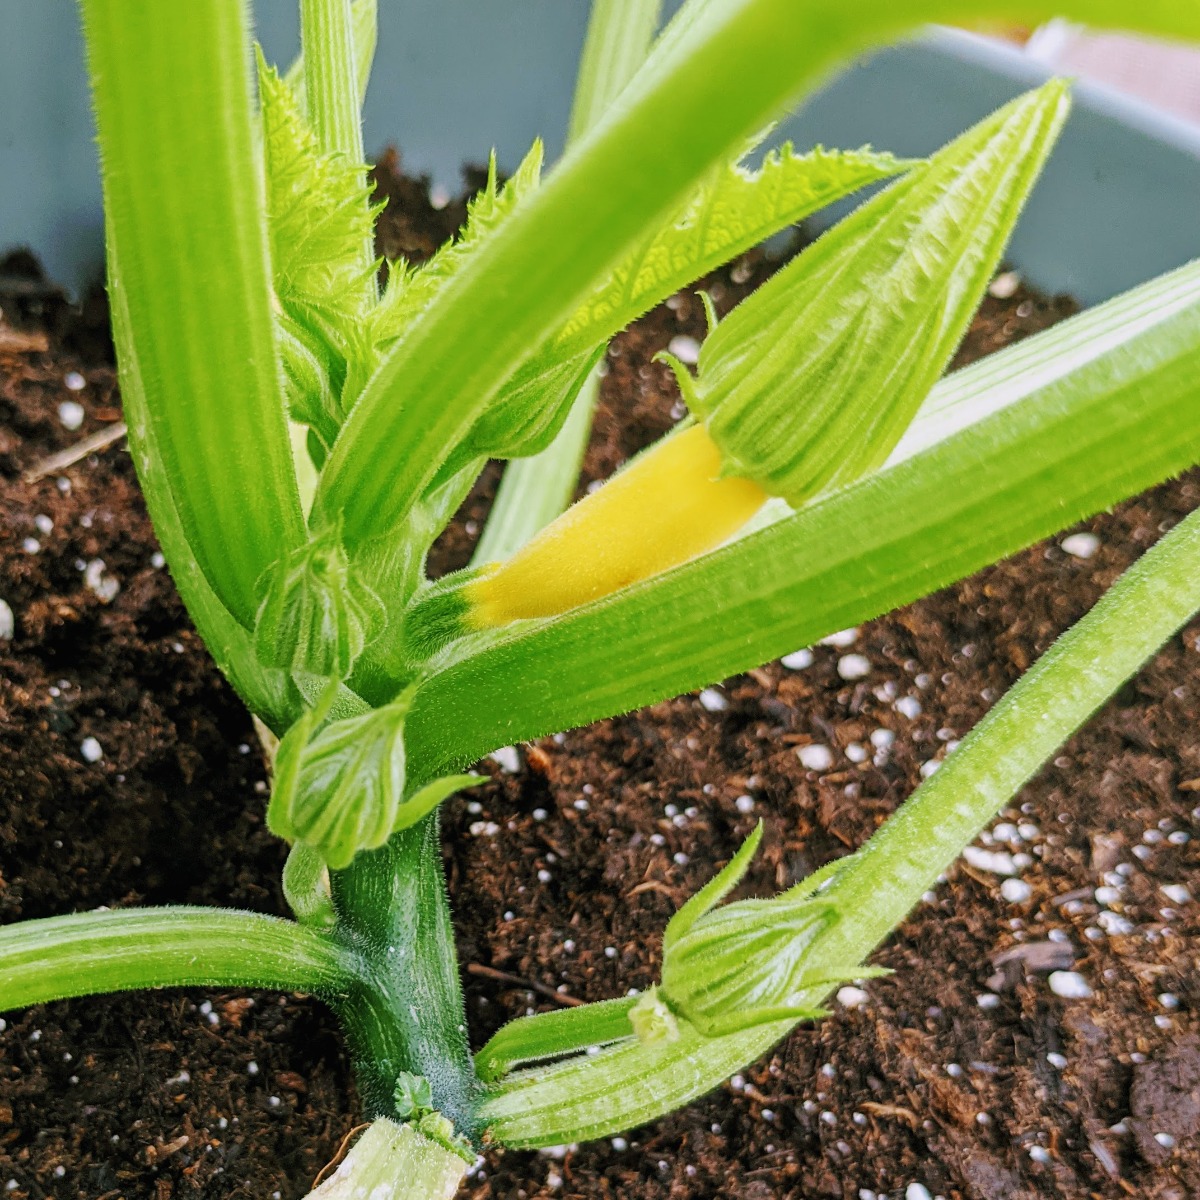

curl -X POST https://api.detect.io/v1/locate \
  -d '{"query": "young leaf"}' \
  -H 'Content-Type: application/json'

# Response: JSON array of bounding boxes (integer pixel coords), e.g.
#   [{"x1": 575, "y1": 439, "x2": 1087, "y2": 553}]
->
[
  {"x1": 557, "y1": 142, "x2": 914, "y2": 355},
  {"x1": 371, "y1": 145, "x2": 544, "y2": 344},
  {"x1": 259, "y1": 55, "x2": 380, "y2": 326},
  {"x1": 82, "y1": 0, "x2": 305, "y2": 628},
  {"x1": 670, "y1": 80, "x2": 1070, "y2": 504}
]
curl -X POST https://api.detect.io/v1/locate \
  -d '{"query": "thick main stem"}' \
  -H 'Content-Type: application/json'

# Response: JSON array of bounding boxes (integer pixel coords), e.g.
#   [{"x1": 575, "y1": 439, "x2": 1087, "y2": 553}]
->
[
  {"x1": 329, "y1": 815, "x2": 480, "y2": 1140},
  {"x1": 0, "y1": 906, "x2": 352, "y2": 1012}
]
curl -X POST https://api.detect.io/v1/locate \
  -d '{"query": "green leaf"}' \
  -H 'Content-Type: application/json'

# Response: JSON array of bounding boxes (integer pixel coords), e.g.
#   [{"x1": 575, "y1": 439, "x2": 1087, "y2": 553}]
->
[
  {"x1": 558, "y1": 141, "x2": 914, "y2": 356},
  {"x1": 81, "y1": 0, "x2": 305, "y2": 628},
  {"x1": 676, "y1": 81, "x2": 1069, "y2": 503},
  {"x1": 259, "y1": 53, "x2": 380, "y2": 326},
  {"x1": 404, "y1": 261, "x2": 1200, "y2": 779},
  {"x1": 368, "y1": 142, "x2": 545, "y2": 354},
  {"x1": 269, "y1": 695, "x2": 410, "y2": 869}
]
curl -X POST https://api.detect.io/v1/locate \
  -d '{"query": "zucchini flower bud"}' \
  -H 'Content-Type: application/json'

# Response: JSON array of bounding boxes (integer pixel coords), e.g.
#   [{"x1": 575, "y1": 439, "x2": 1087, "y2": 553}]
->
[
  {"x1": 268, "y1": 685, "x2": 481, "y2": 869},
  {"x1": 662, "y1": 80, "x2": 1071, "y2": 506},
  {"x1": 254, "y1": 528, "x2": 384, "y2": 680},
  {"x1": 635, "y1": 822, "x2": 882, "y2": 1038}
]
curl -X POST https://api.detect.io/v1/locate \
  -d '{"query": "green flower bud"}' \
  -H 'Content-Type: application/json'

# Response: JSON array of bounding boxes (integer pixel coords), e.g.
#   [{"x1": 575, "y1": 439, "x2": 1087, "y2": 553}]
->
[
  {"x1": 254, "y1": 528, "x2": 384, "y2": 680},
  {"x1": 269, "y1": 685, "x2": 481, "y2": 871},
  {"x1": 662, "y1": 81, "x2": 1071, "y2": 508},
  {"x1": 269, "y1": 690, "x2": 408, "y2": 869},
  {"x1": 657, "y1": 823, "x2": 881, "y2": 1036}
]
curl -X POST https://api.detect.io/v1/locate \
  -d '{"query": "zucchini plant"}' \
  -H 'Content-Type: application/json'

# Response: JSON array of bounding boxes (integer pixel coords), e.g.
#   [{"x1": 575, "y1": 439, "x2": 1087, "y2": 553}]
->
[{"x1": 4, "y1": 0, "x2": 1200, "y2": 1195}]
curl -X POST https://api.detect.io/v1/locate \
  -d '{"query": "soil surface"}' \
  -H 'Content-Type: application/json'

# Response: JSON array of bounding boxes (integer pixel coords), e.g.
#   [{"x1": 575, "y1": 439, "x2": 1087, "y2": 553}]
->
[{"x1": 1, "y1": 157, "x2": 1197, "y2": 1200}]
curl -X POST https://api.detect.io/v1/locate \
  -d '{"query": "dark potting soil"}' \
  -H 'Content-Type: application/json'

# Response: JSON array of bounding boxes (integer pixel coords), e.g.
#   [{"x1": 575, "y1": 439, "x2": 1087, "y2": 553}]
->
[{"x1": 1, "y1": 155, "x2": 1197, "y2": 1200}]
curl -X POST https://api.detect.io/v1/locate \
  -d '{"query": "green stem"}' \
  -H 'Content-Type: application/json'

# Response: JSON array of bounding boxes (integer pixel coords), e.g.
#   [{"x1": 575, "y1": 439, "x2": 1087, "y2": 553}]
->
[
  {"x1": 300, "y1": 0, "x2": 376, "y2": 299},
  {"x1": 568, "y1": 0, "x2": 665, "y2": 143},
  {"x1": 467, "y1": 0, "x2": 663, "y2": 563},
  {"x1": 283, "y1": 842, "x2": 337, "y2": 929},
  {"x1": 0, "y1": 906, "x2": 352, "y2": 1012},
  {"x1": 329, "y1": 816, "x2": 480, "y2": 1140},
  {"x1": 815, "y1": 502, "x2": 1200, "y2": 965}
]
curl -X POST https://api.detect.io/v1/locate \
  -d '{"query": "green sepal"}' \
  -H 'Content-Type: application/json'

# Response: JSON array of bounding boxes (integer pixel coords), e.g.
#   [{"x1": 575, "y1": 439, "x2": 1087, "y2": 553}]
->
[
  {"x1": 269, "y1": 690, "x2": 409, "y2": 869},
  {"x1": 467, "y1": 343, "x2": 605, "y2": 462},
  {"x1": 661, "y1": 893, "x2": 837, "y2": 1031},
  {"x1": 657, "y1": 824, "x2": 880, "y2": 1035},
  {"x1": 664, "y1": 820, "x2": 762, "y2": 949},
  {"x1": 396, "y1": 773, "x2": 485, "y2": 833},
  {"x1": 254, "y1": 529, "x2": 386, "y2": 680},
  {"x1": 687, "y1": 79, "x2": 1071, "y2": 505},
  {"x1": 402, "y1": 567, "x2": 492, "y2": 665}
]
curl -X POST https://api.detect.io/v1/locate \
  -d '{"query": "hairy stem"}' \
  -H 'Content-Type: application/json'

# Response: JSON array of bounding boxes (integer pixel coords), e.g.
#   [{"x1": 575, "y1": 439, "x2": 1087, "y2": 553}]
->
[
  {"x1": 468, "y1": 0, "x2": 663, "y2": 563},
  {"x1": 330, "y1": 816, "x2": 480, "y2": 1140},
  {"x1": 300, "y1": 0, "x2": 376, "y2": 300},
  {"x1": 815, "y1": 504, "x2": 1200, "y2": 965},
  {"x1": 0, "y1": 906, "x2": 353, "y2": 1012},
  {"x1": 568, "y1": 0, "x2": 666, "y2": 143}
]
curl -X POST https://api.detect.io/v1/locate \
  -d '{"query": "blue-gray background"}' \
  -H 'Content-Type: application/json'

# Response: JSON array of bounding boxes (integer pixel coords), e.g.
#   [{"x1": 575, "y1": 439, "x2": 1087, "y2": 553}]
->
[{"x1": 3, "y1": 2, "x2": 1199, "y2": 304}]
